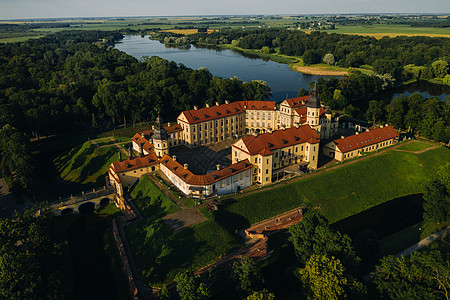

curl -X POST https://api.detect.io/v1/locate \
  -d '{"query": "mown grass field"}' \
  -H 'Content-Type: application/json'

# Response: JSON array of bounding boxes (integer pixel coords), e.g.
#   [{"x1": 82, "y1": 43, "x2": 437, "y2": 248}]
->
[
  {"x1": 396, "y1": 141, "x2": 434, "y2": 151},
  {"x1": 215, "y1": 146, "x2": 450, "y2": 230},
  {"x1": 323, "y1": 24, "x2": 450, "y2": 38},
  {"x1": 126, "y1": 176, "x2": 242, "y2": 286}
]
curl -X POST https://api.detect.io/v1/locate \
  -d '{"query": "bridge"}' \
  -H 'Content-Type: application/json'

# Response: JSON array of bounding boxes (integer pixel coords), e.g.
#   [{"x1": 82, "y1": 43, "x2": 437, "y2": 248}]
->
[{"x1": 48, "y1": 187, "x2": 116, "y2": 216}]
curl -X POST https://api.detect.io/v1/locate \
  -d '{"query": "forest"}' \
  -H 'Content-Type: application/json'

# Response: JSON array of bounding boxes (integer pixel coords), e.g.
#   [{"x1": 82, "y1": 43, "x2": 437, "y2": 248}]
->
[{"x1": 0, "y1": 30, "x2": 272, "y2": 188}]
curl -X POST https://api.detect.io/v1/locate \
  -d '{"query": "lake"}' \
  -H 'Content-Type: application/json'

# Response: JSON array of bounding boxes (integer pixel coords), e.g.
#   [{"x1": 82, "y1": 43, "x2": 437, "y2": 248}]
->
[
  {"x1": 115, "y1": 35, "x2": 449, "y2": 102},
  {"x1": 114, "y1": 35, "x2": 323, "y2": 101}
]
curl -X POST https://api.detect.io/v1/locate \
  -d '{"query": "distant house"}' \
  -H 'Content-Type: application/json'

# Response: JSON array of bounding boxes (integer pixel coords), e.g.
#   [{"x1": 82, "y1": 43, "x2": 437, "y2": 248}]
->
[{"x1": 323, "y1": 125, "x2": 399, "y2": 161}]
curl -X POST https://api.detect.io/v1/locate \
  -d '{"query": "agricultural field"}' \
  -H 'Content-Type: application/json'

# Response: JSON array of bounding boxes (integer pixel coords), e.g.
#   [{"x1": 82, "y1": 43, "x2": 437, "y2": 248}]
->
[
  {"x1": 125, "y1": 176, "x2": 242, "y2": 286},
  {"x1": 322, "y1": 24, "x2": 450, "y2": 38}
]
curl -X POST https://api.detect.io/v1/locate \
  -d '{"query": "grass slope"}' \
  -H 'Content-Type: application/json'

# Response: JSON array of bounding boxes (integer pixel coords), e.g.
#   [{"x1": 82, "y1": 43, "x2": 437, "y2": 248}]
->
[
  {"x1": 218, "y1": 146, "x2": 450, "y2": 228},
  {"x1": 52, "y1": 141, "x2": 119, "y2": 191},
  {"x1": 396, "y1": 141, "x2": 434, "y2": 151},
  {"x1": 126, "y1": 177, "x2": 242, "y2": 286}
]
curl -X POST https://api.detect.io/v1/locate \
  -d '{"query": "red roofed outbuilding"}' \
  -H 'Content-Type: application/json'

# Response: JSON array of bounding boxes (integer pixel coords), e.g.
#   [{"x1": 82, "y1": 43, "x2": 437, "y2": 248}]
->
[{"x1": 323, "y1": 125, "x2": 399, "y2": 161}]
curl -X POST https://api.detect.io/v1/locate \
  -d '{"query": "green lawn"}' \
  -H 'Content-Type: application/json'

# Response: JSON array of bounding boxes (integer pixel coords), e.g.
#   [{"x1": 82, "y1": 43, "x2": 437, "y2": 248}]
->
[
  {"x1": 126, "y1": 177, "x2": 242, "y2": 286},
  {"x1": 215, "y1": 146, "x2": 450, "y2": 231},
  {"x1": 396, "y1": 141, "x2": 433, "y2": 151},
  {"x1": 46, "y1": 141, "x2": 121, "y2": 196}
]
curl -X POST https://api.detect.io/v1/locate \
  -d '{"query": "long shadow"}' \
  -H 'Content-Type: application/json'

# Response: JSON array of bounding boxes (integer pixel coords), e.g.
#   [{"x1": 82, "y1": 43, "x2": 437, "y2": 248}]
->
[
  {"x1": 78, "y1": 149, "x2": 112, "y2": 183},
  {"x1": 67, "y1": 212, "x2": 117, "y2": 300},
  {"x1": 212, "y1": 198, "x2": 251, "y2": 232}
]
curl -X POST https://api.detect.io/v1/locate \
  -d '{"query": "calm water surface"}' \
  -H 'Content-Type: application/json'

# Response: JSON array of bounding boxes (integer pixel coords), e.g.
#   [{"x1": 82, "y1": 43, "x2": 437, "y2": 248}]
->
[{"x1": 115, "y1": 35, "x2": 449, "y2": 102}]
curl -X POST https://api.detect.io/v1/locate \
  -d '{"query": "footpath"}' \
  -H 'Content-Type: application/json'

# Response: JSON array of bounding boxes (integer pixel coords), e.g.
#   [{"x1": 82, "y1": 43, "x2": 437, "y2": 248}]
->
[{"x1": 363, "y1": 226, "x2": 450, "y2": 282}]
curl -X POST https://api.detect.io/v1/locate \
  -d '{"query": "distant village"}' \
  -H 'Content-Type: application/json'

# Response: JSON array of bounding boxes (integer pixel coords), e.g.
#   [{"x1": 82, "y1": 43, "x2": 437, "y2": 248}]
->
[{"x1": 108, "y1": 86, "x2": 399, "y2": 199}]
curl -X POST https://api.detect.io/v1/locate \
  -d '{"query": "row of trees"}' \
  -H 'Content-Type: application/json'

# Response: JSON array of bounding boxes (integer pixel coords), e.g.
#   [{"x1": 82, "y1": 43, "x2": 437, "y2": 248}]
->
[{"x1": 365, "y1": 93, "x2": 450, "y2": 143}]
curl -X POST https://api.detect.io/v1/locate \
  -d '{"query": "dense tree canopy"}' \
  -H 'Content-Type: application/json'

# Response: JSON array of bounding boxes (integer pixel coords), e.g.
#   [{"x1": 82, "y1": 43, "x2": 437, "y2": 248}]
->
[
  {"x1": 298, "y1": 255, "x2": 365, "y2": 300},
  {"x1": 373, "y1": 251, "x2": 450, "y2": 300},
  {"x1": 0, "y1": 31, "x2": 272, "y2": 139},
  {"x1": 288, "y1": 211, "x2": 355, "y2": 266},
  {"x1": 175, "y1": 271, "x2": 211, "y2": 300},
  {"x1": 0, "y1": 208, "x2": 65, "y2": 299}
]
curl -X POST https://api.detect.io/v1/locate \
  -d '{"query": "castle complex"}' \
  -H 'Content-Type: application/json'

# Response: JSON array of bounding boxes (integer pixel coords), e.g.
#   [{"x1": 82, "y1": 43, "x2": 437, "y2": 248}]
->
[{"x1": 108, "y1": 88, "x2": 398, "y2": 198}]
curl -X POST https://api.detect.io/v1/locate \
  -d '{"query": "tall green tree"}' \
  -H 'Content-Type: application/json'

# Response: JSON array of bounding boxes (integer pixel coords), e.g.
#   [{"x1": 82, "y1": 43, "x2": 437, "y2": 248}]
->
[
  {"x1": 233, "y1": 256, "x2": 264, "y2": 294},
  {"x1": 365, "y1": 100, "x2": 384, "y2": 124},
  {"x1": 298, "y1": 255, "x2": 365, "y2": 300},
  {"x1": 423, "y1": 163, "x2": 450, "y2": 223},
  {"x1": 175, "y1": 271, "x2": 211, "y2": 300},
  {"x1": 288, "y1": 211, "x2": 355, "y2": 266}
]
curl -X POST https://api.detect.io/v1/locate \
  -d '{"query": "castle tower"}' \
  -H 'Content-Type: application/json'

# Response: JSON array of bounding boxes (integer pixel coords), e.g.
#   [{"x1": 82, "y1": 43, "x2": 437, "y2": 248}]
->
[
  {"x1": 152, "y1": 115, "x2": 169, "y2": 158},
  {"x1": 306, "y1": 84, "x2": 321, "y2": 132}
]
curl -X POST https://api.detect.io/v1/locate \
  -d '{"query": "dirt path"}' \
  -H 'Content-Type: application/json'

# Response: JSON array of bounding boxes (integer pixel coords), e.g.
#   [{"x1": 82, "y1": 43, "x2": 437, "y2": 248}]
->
[
  {"x1": 293, "y1": 65, "x2": 348, "y2": 76},
  {"x1": 90, "y1": 136, "x2": 129, "y2": 156},
  {"x1": 393, "y1": 144, "x2": 439, "y2": 154}
]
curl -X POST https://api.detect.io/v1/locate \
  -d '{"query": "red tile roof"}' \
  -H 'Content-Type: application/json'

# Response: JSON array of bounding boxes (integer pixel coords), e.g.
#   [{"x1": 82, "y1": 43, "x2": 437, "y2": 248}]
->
[
  {"x1": 134, "y1": 124, "x2": 182, "y2": 140},
  {"x1": 111, "y1": 154, "x2": 159, "y2": 173},
  {"x1": 178, "y1": 102, "x2": 245, "y2": 124},
  {"x1": 178, "y1": 101, "x2": 277, "y2": 124},
  {"x1": 293, "y1": 107, "x2": 328, "y2": 124},
  {"x1": 334, "y1": 126, "x2": 399, "y2": 153},
  {"x1": 160, "y1": 155, "x2": 252, "y2": 186},
  {"x1": 282, "y1": 96, "x2": 311, "y2": 108},
  {"x1": 241, "y1": 101, "x2": 276, "y2": 111},
  {"x1": 236, "y1": 125, "x2": 320, "y2": 155}
]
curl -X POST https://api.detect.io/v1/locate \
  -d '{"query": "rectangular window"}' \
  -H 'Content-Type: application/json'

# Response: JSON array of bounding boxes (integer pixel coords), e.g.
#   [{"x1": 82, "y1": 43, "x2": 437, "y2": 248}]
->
[{"x1": 266, "y1": 169, "x2": 268, "y2": 174}]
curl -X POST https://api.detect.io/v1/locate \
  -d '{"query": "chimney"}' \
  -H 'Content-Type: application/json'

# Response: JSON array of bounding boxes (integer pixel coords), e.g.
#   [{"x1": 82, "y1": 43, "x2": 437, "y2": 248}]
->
[
  {"x1": 118, "y1": 149, "x2": 122, "y2": 161},
  {"x1": 341, "y1": 136, "x2": 345, "y2": 139},
  {"x1": 215, "y1": 102, "x2": 219, "y2": 106},
  {"x1": 172, "y1": 155, "x2": 177, "y2": 161},
  {"x1": 216, "y1": 164, "x2": 221, "y2": 170},
  {"x1": 366, "y1": 128, "x2": 370, "y2": 132},
  {"x1": 141, "y1": 132, "x2": 145, "y2": 139},
  {"x1": 139, "y1": 143, "x2": 144, "y2": 156},
  {"x1": 225, "y1": 100, "x2": 229, "y2": 104},
  {"x1": 167, "y1": 122, "x2": 171, "y2": 127},
  {"x1": 183, "y1": 163, "x2": 188, "y2": 170},
  {"x1": 152, "y1": 125, "x2": 155, "y2": 130},
  {"x1": 385, "y1": 124, "x2": 388, "y2": 127},
  {"x1": 194, "y1": 106, "x2": 198, "y2": 110},
  {"x1": 355, "y1": 132, "x2": 359, "y2": 135},
  {"x1": 205, "y1": 103, "x2": 210, "y2": 108}
]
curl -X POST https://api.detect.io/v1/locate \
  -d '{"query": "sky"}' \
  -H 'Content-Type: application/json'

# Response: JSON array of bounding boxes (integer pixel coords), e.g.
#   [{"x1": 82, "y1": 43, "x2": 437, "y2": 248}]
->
[{"x1": 0, "y1": 0, "x2": 449, "y2": 20}]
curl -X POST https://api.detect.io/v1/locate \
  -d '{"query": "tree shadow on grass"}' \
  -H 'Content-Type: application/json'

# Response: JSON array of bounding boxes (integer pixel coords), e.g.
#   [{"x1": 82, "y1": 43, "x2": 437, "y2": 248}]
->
[
  {"x1": 78, "y1": 148, "x2": 113, "y2": 183},
  {"x1": 212, "y1": 198, "x2": 251, "y2": 232}
]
